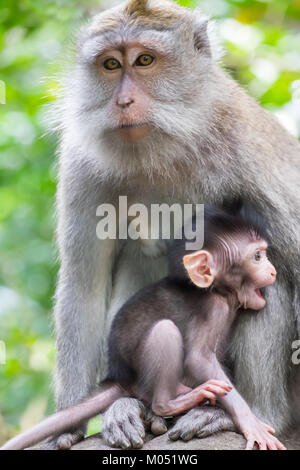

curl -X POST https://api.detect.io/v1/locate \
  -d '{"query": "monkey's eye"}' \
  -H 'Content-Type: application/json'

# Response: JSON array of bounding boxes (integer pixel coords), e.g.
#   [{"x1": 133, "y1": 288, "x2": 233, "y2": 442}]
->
[
  {"x1": 254, "y1": 251, "x2": 262, "y2": 262},
  {"x1": 103, "y1": 58, "x2": 121, "y2": 70},
  {"x1": 135, "y1": 54, "x2": 154, "y2": 67}
]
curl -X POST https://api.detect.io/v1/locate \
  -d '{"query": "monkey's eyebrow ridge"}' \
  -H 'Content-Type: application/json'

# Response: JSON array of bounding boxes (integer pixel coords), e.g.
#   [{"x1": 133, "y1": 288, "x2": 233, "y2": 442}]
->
[{"x1": 81, "y1": 30, "x2": 176, "y2": 63}]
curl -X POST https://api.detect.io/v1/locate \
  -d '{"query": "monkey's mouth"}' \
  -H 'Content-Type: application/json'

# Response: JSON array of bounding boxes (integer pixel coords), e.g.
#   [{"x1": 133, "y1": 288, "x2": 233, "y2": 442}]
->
[
  {"x1": 239, "y1": 287, "x2": 266, "y2": 310},
  {"x1": 118, "y1": 122, "x2": 150, "y2": 129},
  {"x1": 114, "y1": 123, "x2": 152, "y2": 142},
  {"x1": 255, "y1": 288, "x2": 264, "y2": 299}
]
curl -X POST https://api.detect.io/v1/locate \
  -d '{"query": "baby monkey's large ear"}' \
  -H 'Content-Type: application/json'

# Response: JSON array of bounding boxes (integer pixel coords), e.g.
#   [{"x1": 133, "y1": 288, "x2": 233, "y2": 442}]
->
[{"x1": 183, "y1": 250, "x2": 215, "y2": 288}]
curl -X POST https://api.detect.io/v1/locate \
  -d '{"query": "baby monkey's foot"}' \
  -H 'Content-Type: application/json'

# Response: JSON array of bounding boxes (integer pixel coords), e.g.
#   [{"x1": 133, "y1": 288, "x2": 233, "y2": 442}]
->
[
  {"x1": 238, "y1": 417, "x2": 286, "y2": 450},
  {"x1": 149, "y1": 415, "x2": 168, "y2": 436},
  {"x1": 196, "y1": 380, "x2": 232, "y2": 406}
]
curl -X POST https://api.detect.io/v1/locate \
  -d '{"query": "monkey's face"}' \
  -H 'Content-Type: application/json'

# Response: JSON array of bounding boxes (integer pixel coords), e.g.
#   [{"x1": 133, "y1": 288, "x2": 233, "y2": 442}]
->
[
  {"x1": 72, "y1": 2, "x2": 214, "y2": 151},
  {"x1": 184, "y1": 237, "x2": 277, "y2": 311},
  {"x1": 85, "y1": 34, "x2": 207, "y2": 144},
  {"x1": 236, "y1": 239, "x2": 277, "y2": 310},
  {"x1": 95, "y1": 43, "x2": 161, "y2": 143}
]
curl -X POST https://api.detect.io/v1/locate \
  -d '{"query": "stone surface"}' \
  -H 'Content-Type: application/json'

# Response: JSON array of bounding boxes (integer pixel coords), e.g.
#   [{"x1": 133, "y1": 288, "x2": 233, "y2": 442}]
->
[
  {"x1": 69, "y1": 430, "x2": 300, "y2": 451},
  {"x1": 71, "y1": 431, "x2": 245, "y2": 450}
]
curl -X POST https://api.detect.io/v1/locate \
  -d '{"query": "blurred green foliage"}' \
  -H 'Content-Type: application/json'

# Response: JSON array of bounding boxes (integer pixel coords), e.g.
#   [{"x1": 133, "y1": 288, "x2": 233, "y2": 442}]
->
[{"x1": 0, "y1": 0, "x2": 299, "y2": 442}]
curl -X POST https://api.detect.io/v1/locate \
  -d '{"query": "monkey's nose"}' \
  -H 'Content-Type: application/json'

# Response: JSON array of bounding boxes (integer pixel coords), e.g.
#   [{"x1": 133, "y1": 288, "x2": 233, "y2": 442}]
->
[
  {"x1": 117, "y1": 96, "x2": 134, "y2": 109},
  {"x1": 271, "y1": 270, "x2": 277, "y2": 278}
]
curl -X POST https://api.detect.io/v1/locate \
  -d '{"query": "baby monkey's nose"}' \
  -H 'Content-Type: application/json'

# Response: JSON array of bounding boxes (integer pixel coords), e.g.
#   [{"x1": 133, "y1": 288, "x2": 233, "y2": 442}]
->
[{"x1": 271, "y1": 269, "x2": 277, "y2": 278}]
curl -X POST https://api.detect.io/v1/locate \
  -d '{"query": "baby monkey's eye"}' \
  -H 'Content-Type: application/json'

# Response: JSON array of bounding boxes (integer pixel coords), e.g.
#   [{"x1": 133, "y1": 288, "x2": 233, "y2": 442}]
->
[
  {"x1": 135, "y1": 54, "x2": 154, "y2": 67},
  {"x1": 103, "y1": 58, "x2": 121, "y2": 70},
  {"x1": 254, "y1": 251, "x2": 262, "y2": 262}
]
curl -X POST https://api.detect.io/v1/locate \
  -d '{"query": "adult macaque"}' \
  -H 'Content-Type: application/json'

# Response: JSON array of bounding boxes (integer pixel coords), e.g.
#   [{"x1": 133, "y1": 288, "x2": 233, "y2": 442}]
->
[
  {"x1": 48, "y1": 0, "x2": 299, "y2": 450},
  {"x1": 2, "y1": 206, "x2": 285, "y2": 451}
]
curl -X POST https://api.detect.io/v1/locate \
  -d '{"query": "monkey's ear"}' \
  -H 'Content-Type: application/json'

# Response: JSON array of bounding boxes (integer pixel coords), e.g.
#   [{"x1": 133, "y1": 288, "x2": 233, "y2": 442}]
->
[
  {"x1": 183, "y1": 250, "x2": 215, "y2": 288},
  {"x1": 193, "y1": 19, "x2": 211, "y2": 55}
]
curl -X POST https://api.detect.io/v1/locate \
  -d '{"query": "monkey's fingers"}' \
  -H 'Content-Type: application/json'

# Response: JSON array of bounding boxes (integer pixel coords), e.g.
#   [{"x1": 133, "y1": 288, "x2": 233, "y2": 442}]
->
[
  {"x1": 255, "y1": 435, "x2": 286, "y2": 451},
  {"x1": 258, "y1": 420, "x2": 276, "y2": 435},
  {"x1": 265, "y1": 436, "x2": 286, "y2": 451},
  {"x1": 56, "y1": 431, "x2": 85, "y2": 450},
  {"x1": 265, "y1": 440, "x2": 277, "y2": 450},
  {"x1": 272, "y1": 439, "x2": 286, "y2": 450},
  {"x1": 168, "y1": 408, "x2": 211, "y2": 441},
  {"x1": 244, "y1": 429, "x2": 286, "y2": 451},
  {"x1": 202, "y1": 384, "x2": 230, "y2": 397},
  {"x1": 262, "y1": 430, "x2": 286, "y2": 450},
  {"x1": 105, "y1": 422, "x2": 142, "y2": 450},
  {"x1": 198, "y1": 390, "x2": 217, "y2": 406},
  {"x1": 245, "y1": 435, "x2": 255, "y2": 451},
  {"x1": 258, "y1": 441, "x2": 267, "y2": 450},
  {"x1": 150, "y1": 416, "x2": 168, "y2": 436},
  {"x1": 203, "y1": 380, "x2": 232, "y2": 392},
  {"x1": 102, "y1": 398, "x2": 146, "y2": 449},
  {"x1": 265, "y1": 426, "x2": 276, "y2": 435}
]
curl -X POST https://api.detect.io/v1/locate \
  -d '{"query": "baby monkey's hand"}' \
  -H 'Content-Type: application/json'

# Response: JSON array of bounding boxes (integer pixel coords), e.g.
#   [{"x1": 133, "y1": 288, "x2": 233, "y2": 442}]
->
[
  {"x1": 195, "y1": 380, "x2": 232, "y2": 406},
  {"x1": 237, "y1": 415, "x2": 286, "y2": 450}
]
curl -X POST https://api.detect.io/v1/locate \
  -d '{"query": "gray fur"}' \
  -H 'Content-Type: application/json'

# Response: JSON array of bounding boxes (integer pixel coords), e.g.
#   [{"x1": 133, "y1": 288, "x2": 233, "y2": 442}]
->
[
  {"x1": 52, "y1": 0, "x2": 300, "y2": 448},
  {"x1": 102, "y1": 397, "x2": 167, "y2": 449},
  {"x1": 102, "y1": 398, "x2": 146, "y2": 449},
  {"x1": 169, "y1": 406, "x2": 235, "y2": 441}
]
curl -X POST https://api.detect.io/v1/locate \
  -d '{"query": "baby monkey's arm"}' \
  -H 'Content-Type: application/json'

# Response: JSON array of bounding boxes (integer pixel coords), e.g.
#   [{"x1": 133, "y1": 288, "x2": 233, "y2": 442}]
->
[
  {"x1": 186, "y1": 351, "x2": 286, "y2": 450},
  {"x1": 134, "y1": 319, "x2": 231, "y2": 419}
]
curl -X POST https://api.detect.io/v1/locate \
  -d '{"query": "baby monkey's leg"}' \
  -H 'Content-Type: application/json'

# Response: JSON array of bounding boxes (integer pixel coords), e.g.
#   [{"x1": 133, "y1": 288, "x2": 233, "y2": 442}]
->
[
  {"x1": 138, "y1": 320, "x2": 231, "y2": 418},
  {"x1": 138, "y1": 320, "x2": 183, "y2": 408}
]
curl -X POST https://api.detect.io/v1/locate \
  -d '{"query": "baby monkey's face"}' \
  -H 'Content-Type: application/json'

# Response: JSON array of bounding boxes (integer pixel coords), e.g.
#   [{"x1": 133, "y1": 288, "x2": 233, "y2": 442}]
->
[
  {"x1": 184, "y1": 235, "x2": 277, "y2": 311},
  {"x1": 234, "y1": 238, "x2": 277, "y2": 310}
]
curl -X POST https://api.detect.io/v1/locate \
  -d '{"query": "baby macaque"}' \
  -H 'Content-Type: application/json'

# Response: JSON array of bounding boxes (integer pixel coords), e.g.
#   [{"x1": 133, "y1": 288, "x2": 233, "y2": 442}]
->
[{"x1": 2, "y1": 205, "x2": 285, "y2": 450}]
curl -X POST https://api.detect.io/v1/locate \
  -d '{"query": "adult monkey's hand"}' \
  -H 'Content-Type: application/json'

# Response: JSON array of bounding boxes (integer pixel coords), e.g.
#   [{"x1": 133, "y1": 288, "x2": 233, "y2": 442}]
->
[
  {"x1": 169, "y1": 406, "x2": 235, "y2": 442},
  {"x1": 102, "y1": 398, "x2": 167, "y2": 449}
]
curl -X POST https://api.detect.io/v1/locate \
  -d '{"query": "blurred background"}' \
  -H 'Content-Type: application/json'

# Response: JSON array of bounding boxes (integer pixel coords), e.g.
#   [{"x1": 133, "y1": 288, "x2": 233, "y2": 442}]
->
[{"x1": 0, "y1": 0, "x2": 300, "y2": 443}]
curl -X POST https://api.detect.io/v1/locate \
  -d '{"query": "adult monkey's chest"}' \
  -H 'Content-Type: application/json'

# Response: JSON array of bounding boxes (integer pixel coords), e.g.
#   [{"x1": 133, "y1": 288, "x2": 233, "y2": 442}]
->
[
  {"x1": 114, "y1": 158, "x2": 233, "y2": 257},
  {"x1": 122, "y1": 187, "x2": 206, "y2": 258}
]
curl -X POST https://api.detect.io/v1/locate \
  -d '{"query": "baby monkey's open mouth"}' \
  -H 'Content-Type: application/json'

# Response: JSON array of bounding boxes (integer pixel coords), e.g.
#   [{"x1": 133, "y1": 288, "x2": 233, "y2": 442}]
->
[{"x1": 255, "y1": 288, "x2": 264, "y2": 299}]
